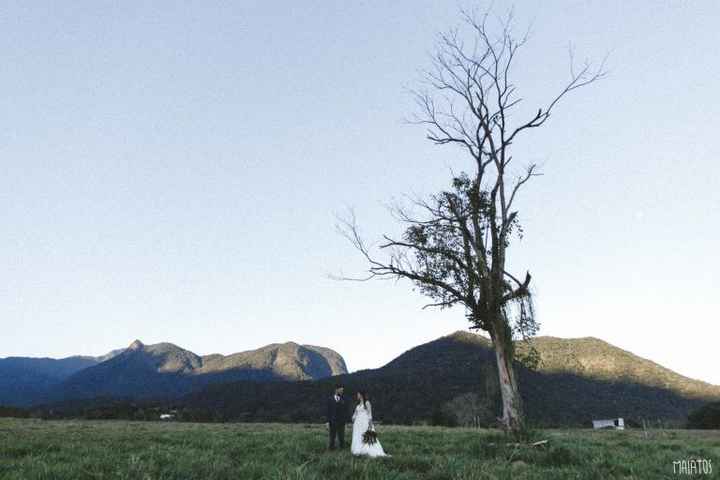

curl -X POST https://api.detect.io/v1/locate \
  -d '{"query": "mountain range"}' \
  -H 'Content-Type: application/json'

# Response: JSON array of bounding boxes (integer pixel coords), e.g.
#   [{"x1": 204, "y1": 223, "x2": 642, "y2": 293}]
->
[
  {"x1": 0, "y1": 348, "x2": 125, "y2": 407},
  {"x1": 175, "y1": 332, "x2": 720, "y2": 426},
  {"x1": 0, "y1": 340, "x2": 347, "y2": 407},
  {"x1": 3, "y1": 331, "x2": 718, "y2": 426}
]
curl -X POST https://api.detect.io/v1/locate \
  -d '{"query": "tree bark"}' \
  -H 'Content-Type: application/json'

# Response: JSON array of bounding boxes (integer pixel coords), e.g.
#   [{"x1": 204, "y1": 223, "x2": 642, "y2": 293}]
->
[{"x1": 490, "y1": 327, "x2": 524, "y2": 433}]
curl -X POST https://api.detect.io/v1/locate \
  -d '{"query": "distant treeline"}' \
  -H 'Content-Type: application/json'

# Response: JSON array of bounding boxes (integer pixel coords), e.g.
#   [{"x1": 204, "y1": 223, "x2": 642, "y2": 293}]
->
[
  {"x1": 687, "y1": 401, "x2": 720, "y2": 429},
  {"x1": 0, "y1": 406, "x2": 30, "y2": 418},
  {"x1": 12, "y1": 397, "x2": 713, "y2": 430}
]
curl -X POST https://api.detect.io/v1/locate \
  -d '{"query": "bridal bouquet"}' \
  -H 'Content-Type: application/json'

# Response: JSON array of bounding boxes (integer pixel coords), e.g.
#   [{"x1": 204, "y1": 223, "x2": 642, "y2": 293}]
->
[{"x1": 362, "y1": 429, "x2": 378, "y2": 445}]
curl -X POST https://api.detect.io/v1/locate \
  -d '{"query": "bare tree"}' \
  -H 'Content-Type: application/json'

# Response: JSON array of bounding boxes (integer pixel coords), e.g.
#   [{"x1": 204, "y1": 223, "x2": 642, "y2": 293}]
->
[
  {"x1": 337, "y1": 8, "x2": 605, "y2": 434},
  {"x1": 443, "y1": 362, "x2": 500, "y2": 427}
]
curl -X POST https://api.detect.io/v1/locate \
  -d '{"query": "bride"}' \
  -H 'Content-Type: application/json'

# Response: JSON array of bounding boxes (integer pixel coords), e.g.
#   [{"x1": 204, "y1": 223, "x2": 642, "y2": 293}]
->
[{"x1": 351, "y1": 391, "x2": 390, "y2": 457}]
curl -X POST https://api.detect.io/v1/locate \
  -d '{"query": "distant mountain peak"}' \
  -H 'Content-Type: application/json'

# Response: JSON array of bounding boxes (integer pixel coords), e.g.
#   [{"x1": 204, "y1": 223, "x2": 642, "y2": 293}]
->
[
  {"x1": 128, "y1": 340, "x2": 144, "y2": 351},
  {"x1": 445, "y1": 330, "x2": 491, "y2": 345}
]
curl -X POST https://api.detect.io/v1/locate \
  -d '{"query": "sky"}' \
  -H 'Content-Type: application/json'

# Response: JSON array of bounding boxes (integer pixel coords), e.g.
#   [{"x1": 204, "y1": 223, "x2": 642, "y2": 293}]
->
[{"x1": 1, "y1": 1, "x2": 718, "y2": 384}]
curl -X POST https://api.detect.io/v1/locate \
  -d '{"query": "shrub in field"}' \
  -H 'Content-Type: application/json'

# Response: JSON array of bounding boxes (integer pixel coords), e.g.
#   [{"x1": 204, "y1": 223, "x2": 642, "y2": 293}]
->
[{"x1": 431, "y1": 408, "x2": 458, "y2": 427}]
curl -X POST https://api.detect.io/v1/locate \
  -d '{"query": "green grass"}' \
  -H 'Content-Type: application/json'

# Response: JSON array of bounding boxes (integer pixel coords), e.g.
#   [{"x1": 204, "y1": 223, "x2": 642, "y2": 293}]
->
[{"x1": 0, "y1": 419, "x2": 718, "y2": 479}]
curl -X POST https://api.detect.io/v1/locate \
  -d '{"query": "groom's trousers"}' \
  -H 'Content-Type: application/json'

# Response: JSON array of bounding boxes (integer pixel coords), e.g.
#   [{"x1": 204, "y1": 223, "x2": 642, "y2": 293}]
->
[{"x1": 328, "y1": 422, "x2": 345, "y2": 449}]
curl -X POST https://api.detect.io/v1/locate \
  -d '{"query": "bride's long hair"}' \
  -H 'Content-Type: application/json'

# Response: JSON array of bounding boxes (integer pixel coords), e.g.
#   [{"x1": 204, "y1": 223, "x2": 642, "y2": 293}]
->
[{"x1": 358, "y1": 391, "x2": 370, "y2": 409}]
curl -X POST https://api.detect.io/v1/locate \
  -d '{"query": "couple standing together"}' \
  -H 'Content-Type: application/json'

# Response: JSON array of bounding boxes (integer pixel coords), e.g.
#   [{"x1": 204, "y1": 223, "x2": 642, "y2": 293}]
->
[{"x1": 326, "y1": 384, "x2": 390, "y2": 457}]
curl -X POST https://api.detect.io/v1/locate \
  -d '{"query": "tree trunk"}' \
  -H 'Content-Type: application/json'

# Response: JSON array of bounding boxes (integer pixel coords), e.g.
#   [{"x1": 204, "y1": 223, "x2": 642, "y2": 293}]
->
[{"x1": 491, "y1": 329, "x2": 524, "y2": 433}]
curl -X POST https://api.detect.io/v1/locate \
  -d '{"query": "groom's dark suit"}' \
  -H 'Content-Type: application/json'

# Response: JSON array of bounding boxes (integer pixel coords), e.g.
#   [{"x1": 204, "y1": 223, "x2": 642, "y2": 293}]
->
[{"x1": 326, "y1": 393, "x2": 349, "y2": 449}]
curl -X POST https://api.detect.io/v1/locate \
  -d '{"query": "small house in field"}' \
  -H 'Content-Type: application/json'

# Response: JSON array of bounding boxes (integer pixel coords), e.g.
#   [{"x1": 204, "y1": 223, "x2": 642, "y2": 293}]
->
[{"x1": 592, "y1": 418, "x2": 624, "y2": 430}]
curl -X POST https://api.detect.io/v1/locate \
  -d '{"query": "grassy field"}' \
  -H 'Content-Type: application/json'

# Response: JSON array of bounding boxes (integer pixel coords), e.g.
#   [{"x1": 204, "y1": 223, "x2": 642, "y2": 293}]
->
[{"x1": 0, "y1": 418, "x2": 717, "y2": 479}]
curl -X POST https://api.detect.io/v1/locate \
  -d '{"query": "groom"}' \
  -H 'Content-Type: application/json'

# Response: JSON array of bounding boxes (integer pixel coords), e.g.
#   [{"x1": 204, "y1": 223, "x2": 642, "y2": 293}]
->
[{"x1": 326, "y1": 383, "x2": 349, "y2": 450}]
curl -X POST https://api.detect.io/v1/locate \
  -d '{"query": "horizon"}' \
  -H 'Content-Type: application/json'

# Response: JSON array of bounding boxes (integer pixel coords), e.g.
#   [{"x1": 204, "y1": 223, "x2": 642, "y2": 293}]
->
[{"x1": 2, "y1": 1, "x2": 718, "y2": 386}]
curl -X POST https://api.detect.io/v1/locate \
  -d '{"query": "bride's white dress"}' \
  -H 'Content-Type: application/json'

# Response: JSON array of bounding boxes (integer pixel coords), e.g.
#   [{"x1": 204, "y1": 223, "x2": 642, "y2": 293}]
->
[{"x1": 351, "y1": 401, "x2": 389, "y2": 457}]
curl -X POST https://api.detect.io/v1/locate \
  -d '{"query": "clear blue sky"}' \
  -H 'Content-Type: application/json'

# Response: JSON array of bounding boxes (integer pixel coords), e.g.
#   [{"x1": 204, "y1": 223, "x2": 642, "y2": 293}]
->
[{"x1": 1, "y1": 1, "x2": 718, "y2": 384}]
